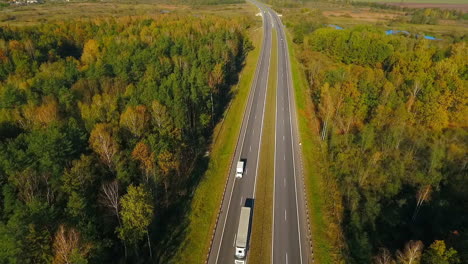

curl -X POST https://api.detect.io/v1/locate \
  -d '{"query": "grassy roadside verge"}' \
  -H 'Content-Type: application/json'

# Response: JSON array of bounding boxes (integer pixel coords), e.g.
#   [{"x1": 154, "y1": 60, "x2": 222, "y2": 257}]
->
[
  {"x1": 172, "y1": 21, "x2": 264, "y2": 264},
  {"x1": 285, "y1": 34, "x2": 336, "y2": 264},
  {"x1": 249, "y1": 29, "x2": 277, "y2": 264}
]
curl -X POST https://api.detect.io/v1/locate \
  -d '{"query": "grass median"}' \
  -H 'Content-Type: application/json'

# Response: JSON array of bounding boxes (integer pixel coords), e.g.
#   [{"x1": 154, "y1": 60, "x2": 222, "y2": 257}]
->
[
  {"x1": 286, "y1": 33, "x2": 337, "y2": 264},
  {"x1": 249, "y1": 28, "x2": 277, "y2": 264},
  {"x1": 172, "y1": 17, "x2": 264, "y2": 264}
]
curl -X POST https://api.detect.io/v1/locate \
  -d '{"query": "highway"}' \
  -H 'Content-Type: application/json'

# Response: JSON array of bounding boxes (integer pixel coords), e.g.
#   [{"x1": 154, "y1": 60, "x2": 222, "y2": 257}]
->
[
  {"x1": 206, "y1": 1, "x2": 310, "y2": 263},
  {"x1": 207, "y1": 2, "x2": 273, "y2": 264}
]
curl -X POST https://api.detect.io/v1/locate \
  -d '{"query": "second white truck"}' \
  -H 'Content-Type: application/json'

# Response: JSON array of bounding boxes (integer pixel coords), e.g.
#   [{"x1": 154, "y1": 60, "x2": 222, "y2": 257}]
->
[{"x1": 235, "y1": 207, "x2": 251, "y2": 263}]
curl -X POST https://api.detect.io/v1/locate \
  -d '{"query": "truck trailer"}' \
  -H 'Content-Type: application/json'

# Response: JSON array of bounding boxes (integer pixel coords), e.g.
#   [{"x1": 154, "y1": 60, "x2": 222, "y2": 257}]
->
[{"x1": 235, "y1": 207, "x2": 251, "y2": 262}]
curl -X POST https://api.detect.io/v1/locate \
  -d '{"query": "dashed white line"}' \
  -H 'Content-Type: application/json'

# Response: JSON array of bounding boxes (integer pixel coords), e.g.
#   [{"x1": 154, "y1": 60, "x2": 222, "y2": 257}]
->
[
  {"x1": 240, "y1": 196, "x2": 243, "y2": 206},
  {"x1": 283, "y1": 135, "x2": 285, "y2": 141},
  {"x1": 286, "y1": 252, "x2": 288, "y2": 264},
  {"x1": 285, "y1": 210, "x2": 287, "y2": 221},
  {"x1": 250, "y1": 145, "x2": 252, "y2": 152},
  {"x1": 284, "y1": 178, "x2": 286, "y2": 187},
  {"x1": 233, "y1": 234, "x2": 237, "y2": 247}
]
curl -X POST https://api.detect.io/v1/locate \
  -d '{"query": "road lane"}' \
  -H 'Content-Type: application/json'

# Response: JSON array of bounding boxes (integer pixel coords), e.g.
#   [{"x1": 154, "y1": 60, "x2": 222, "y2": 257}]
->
[{"x1": 207, "y1": 3, "x2": 273, "y2": 264}]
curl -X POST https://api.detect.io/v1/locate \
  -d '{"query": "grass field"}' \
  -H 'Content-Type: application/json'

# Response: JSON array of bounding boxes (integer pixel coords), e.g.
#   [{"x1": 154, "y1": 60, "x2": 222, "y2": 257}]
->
[
  {"x1": 356, "y1": 0, "x2": 468, "y2": 4},
  {"x1": 289, "y1": 1, "x2": 468, "y2": 37},
  {"x1": 248, "y1": 28, "x2": 277, "y2": 264},
  {"x1": 171, "y1": 6, "x2": 264, "y2": 263},
  {"x1": 0, "y1": 1, "x2": 257, "y2": 26}
]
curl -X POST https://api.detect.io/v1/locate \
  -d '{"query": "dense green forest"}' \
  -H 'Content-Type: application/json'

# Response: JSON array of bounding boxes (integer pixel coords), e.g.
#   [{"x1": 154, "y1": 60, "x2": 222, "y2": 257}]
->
[
  {"x1": 0, "y1": 15, "x2": 252, "y2": 263},
  {"x1": 288, "y1": 9, "x2": 467, "y2": 264}
]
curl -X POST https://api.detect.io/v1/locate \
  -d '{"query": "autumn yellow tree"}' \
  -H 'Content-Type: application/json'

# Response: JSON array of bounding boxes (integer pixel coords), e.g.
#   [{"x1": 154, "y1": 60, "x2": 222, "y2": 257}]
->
[
  {"x1": 89, "y1": 123, "x2": 119, "y2": 169},
  {"x1": 157, "y1": 150, "x2": 179, "y2": 203},
  {"x1": 396, "y1": 240, "x2": 424, "y2": 264},
  {"x1": 132, "y1": 142, "x2": 155, "y2": 183},
  {"x1": 53, "y1": 225, "x2": 90, "y2": 264},
  {"x1": 21, "y1": 96, "x2": 59, "y2": 129},
  {"x1": 81, "y1": 39, "x2": 99, "y2": 66},
  {"x1": 120, "y1": 105, "x2": 150, "y2": 138}
]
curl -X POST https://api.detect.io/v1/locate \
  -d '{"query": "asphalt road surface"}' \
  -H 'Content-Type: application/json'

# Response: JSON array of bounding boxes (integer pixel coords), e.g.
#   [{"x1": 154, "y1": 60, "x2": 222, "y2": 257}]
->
[
  {"x1": 206, "y1": 1, "x2": 310, "y2": 263},
  {"x1": 270, "y1": 9, "x2": 310, "y2": 264},
  {"x1": 207, "y1": 2, "x2": 273, "y2": 264}
]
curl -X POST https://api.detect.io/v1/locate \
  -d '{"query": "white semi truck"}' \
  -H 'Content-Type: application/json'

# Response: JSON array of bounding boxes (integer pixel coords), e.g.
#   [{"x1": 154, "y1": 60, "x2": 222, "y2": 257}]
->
[
  {"x1": 235, "y1": 207, "x2": 251, "y2": 263},
  {"x1": 236, "y1": 160, "x2": 245, "y2": 178}
]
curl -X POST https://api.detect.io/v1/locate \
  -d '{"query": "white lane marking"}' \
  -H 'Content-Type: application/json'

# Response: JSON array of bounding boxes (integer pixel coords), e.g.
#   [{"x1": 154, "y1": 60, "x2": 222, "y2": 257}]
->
[
  {"x1": 240, "y1": 196, "x2": 243, "y2": 206},
  {"x1": 284, "y1": 154, "x2": 285, "y2": 161},
  {"x1": 285, "y1": 210, "x2": 287, "y2": 221},
  {"x1": 283, "y1": 119, "x2": 284, "y2": 125},
  {"x1": 250, "y1": 145, "x2": 252, "y2": 152},
  {"x1": 255, "y1": 114, "x2": 257, "y2": 119},
  {"x1": 233, "y1": 234, "x2": 237, "y2": 247},
  {"x1": 286, "y1": 252, "x2": 288, "y2": 264},
  {"x1": 283, "y1": 135, "x2": 285, "y2": 141},
  {"x1": 214, "y1": 8, "x2": 266, "y2": 261},
  {"x1": 284, "y1": 178, "x2": 286, "y2": 187}
]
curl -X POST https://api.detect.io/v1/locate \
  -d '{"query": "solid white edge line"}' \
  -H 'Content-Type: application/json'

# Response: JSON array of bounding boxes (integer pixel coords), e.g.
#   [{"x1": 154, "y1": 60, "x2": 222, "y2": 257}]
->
[{"x1": 213, "y1": 4, "x2": 266, "y2": 263}]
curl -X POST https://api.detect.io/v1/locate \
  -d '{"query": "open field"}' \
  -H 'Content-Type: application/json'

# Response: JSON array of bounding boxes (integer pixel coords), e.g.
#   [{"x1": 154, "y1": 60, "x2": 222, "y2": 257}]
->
[
  {"x1": 356, "y1": 0, "x2": 468, "y2": 5},
  {"x1": 323, "y1": 9, "x2": 402, "y2": 22},
  {"x1": 171, "y1": 5, "x2": 263, "y2": 263},
  {"x1": 0, "y1": 1, "x2": 256, "y2": 26},
  {"x1": 287, "y1": 2, "x2": 468, "y2": 37},
  {"x1": 384, "y1": 2, "x2": 468, "y2": 12},
  {"x1": 249, "y1": 28, "x2": 277, "y2": 264}
]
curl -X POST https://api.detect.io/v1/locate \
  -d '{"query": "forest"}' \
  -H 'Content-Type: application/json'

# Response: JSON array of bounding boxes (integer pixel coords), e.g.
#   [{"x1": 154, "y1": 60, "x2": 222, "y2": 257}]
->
[
  {"x1": 0, "y1": 15, "x2": 252, "y2": 263},
  {"x1": 287, "y1": 8, "x2": 467, "y2": 264}
]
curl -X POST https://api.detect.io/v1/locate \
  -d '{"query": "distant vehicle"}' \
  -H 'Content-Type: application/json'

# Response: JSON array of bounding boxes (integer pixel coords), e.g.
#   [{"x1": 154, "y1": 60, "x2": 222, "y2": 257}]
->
[
  {"x1": 236, "y1": 160, "x2": 245, "y2": 178},
  {"x1": 235, "y1": 207, "x2": 251, "y2": 262}
]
